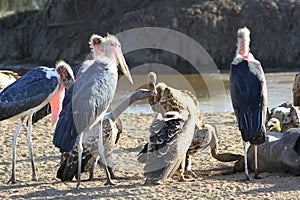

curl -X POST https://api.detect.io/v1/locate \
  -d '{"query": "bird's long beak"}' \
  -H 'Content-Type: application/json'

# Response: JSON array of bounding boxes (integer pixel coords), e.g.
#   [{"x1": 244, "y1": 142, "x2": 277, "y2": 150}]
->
[{"x1": 115, "y1": 48, "x2": 133, "y2": 84}]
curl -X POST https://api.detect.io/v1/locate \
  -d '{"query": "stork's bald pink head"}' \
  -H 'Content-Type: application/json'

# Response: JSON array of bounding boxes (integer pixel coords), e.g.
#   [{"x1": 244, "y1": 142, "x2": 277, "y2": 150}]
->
[
  {"x1": 236, "y1": 27, "x2": 251, "y2": 58},
  {"x1": 55, "y1": 60, "x2": 75, "y2": 89},
  {"x1": 89, "y1": 34, "x2": 104, "y2": 58},
  {"x1": 98, "y1": 34, "x2": 133, "y2": 84}
]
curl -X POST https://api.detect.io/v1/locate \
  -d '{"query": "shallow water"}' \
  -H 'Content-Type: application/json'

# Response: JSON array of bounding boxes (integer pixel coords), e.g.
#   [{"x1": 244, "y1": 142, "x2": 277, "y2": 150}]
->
[{"x1": 111, "y1": 72, "x2": 296, "y2": 113}]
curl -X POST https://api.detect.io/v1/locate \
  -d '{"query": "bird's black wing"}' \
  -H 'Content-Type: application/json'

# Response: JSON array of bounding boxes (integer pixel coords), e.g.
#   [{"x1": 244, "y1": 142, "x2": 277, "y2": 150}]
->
[
  {"x1": 31, "y1": 103, "x2": 51, "y2": 125},
  {"x1": 0, "y1": 67, "x2": 58, "y2": 121},
  {"x1": 29, "y1": 64, "x2": 82, "y2": 125},
  {"x1": 230, "y1": 60, "x2": 267, "y2": 144},
  {"x1": 144, "y1": 111, "x2": 194, "y2": 180}
]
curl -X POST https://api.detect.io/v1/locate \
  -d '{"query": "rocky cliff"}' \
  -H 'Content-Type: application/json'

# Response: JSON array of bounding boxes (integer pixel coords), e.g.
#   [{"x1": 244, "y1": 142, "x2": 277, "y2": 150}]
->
[{"x1": 0, "y1": 0, "x2": 299, "y2": 72}]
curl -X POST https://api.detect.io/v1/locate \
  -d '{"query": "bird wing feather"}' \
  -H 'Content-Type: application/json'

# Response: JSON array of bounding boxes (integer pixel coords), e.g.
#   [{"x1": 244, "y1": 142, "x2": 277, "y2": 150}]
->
[
  {"x1": 230, "y1": 60, "x2": 267, "y2": 144},
  {"x1": 0, "y1": 67, "x2": 59, "y2": 121},
  {"x1": 144, "y1": 111, "x2": 195, "y2": 181}
]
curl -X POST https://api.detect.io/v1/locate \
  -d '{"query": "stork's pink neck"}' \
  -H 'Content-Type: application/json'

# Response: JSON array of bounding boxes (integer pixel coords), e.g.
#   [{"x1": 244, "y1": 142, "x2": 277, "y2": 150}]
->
[
  {"x1": 49, "y1": 86, "x2": 65, "y2": 125},
  {"x1": 94, "y1": 47, "x2": 104, "y2": 57}
]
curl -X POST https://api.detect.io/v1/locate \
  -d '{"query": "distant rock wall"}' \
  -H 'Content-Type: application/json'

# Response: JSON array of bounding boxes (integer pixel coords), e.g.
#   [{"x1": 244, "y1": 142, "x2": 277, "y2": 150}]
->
[{"x1": 0, "y1": 0, "x2": 299, "y2": 72}]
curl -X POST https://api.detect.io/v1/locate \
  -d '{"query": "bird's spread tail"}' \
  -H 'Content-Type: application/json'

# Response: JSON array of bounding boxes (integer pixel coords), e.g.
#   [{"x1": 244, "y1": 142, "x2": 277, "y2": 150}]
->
[
  {"x1": 57, "y1": 149, "x2": 93, "y2": 181},
  {"x1": 238, "y1": 109, "x2": 266, "y2": 145}
]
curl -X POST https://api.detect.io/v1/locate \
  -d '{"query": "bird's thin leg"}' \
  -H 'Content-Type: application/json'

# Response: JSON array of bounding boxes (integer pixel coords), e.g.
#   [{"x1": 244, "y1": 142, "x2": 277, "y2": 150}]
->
[
  {"x1": 27, "y1": 114, "x2": 37, "y2": 181},
  {"x1": 254, "y1": 145, "x2": 262, "y2": 179},
  {"x1": 244, "y1": 142, "x2": 250, "y2": 181},
  {"x1": 184, "y1": 155, "x2": 198, "y2": 179},
  {"x1": 7, "y1": 117, "x2": 25, "y2": 184},
  {"x1": 179, "y1": 155, "x2": 195, "y2": 182},
  {"x1": 60, "y1": 153, "x2": 64, "y2": 164},
  {"x1": 88, "y1": 155, "x2": 99, "y2": 181},
  {"x1": 76, "y1": 133, "x2": 83, "y2": 189},
  {"x1": 107, "y1": 166, "x2": 116, "y2": 179},
  {"x1": 98, "y1": 121, "x2": 115, "y2": 185}
]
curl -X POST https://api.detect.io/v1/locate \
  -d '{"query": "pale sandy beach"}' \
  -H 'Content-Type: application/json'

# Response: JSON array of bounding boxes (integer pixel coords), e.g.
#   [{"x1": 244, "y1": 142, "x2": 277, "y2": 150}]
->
[{"x1": 1, "y1": 112, "x2": 300, "y2": 199}]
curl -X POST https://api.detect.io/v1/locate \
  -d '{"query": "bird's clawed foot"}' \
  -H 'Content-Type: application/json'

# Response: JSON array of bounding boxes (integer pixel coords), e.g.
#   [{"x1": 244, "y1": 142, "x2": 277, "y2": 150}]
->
[
  {"x1": 104, "y1": 178, "x2": 116, "y2": 186},
  {"x1": 254, "y1": 172, "x2": 262, "y2": 179},
  {"x1": 32, "y1": 175, "x2": 38, "y2": 181},
  {"x1": 104, "y1": 166, "x2": 116, "y2": 185},
  {"x1": 184, "y1": 170, "x2": 199, "y2": 179},
  {"x1": 179, "y1": 174, "x2": 196, "y2": 182},
  {"x1": 7, "y1": 177, "x2": 16, "y2": 184},
  {"x1": 244, "y1": 174, "x2": 251, "y2": 181},
  {"x1": 144, "y1": 178, "x2": 161, "y2": 185}
]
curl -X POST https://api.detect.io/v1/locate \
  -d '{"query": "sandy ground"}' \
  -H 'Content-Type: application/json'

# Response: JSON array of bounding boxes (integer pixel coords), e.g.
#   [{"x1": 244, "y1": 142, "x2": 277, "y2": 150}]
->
[{"x1": 1, "y1": 112, "x2": 300, "y2": 199}]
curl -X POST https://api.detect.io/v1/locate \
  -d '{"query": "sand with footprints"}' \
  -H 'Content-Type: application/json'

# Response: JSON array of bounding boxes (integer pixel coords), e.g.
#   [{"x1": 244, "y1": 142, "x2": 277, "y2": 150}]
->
[{"x1": 1, "y1": 112, "x2": 300, "y2": 199}]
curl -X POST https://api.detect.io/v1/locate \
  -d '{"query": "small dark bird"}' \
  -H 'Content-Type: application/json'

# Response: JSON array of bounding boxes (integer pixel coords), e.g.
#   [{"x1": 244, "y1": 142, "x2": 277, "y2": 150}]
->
[
  {"x1": 230, "y1": 27, "x2": 267, "y2": 180},
  {"x1": 0, "y1": 61, "x2": 74, "y2": 184}
]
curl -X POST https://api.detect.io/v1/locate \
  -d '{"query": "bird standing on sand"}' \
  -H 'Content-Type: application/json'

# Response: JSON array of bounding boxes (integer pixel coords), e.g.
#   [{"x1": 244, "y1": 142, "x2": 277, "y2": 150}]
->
[
  {"x1": 139, "y1": 72, "x2": 242, "y2": 180},
  {"x1": 230, "y1": 27, "x2": 267, "y2": 180},
  {"x1": 0, "y1": 61, "x2": 74, "y2": 183},
  {"x1": 56, "y1": 89, "x2": 154, "y2": 182},
  {"x1": 53, "y1": 34, "x2": 133, "y2": 188},
  {"x1": 138, "y1": 72, "x2": 199, "y2": 183}
]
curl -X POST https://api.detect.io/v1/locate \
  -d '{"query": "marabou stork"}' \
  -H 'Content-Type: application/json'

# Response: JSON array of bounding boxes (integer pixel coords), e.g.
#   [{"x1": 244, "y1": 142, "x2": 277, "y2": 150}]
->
[
  {"x1": 53, "y1": 34, "x2": 133, "y2": 188},
  {"x1": 0, "y1": 61, "x2": 74, "y2": 183},
  {"x1": 230, "y1": 27, "x2": 267, "y2": 180}
]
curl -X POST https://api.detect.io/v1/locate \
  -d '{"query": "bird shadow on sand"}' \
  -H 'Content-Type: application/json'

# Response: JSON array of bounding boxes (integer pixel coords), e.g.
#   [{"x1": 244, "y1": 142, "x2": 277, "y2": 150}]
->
[
  {"x1": 0, "y1": 155, "x2": 60, "y2": 166},
  {"x1": 115, "y1": 146, "x2": 142, "y2": 153},
  {"x1": 6, "y1": 180, "x2": 147, "y2": 199},
  {"x1": 197, "y1": 168, "x2": 300, "y2": 195}
]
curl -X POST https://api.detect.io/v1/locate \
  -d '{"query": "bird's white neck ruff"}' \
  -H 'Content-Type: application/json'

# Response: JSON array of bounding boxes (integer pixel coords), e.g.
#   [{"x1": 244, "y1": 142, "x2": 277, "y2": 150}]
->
[
  {"x1": 96, "y1": 56, "x2": 118, "y2": 74},
  {"x1": 95, "y1": 56, "x2": 113, "y2": 65},
  {"x1": 44, "y1": 67, "x2": 59, "y2": 79},
  {"x1": 232, "y1": 53, "x2": 260, "y2": 65},
  {"x1": 81, "y1": 56, "x2": 118, "y2": 74}
]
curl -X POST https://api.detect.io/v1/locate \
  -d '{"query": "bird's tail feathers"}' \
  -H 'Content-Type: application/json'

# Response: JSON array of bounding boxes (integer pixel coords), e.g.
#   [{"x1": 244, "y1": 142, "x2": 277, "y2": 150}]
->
[
  {"x1": 238, "y1": 110, "x2": 266, "y2": 145},
  {"x1": 56, "y1": 149, "x2": 93, "y2": 181}
]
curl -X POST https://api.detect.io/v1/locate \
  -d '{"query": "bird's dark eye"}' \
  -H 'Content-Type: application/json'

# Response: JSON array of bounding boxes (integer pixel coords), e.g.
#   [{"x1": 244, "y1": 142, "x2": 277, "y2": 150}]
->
[{"x1": 93, "y1": 38, "x2": 101, "y2": 45}]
